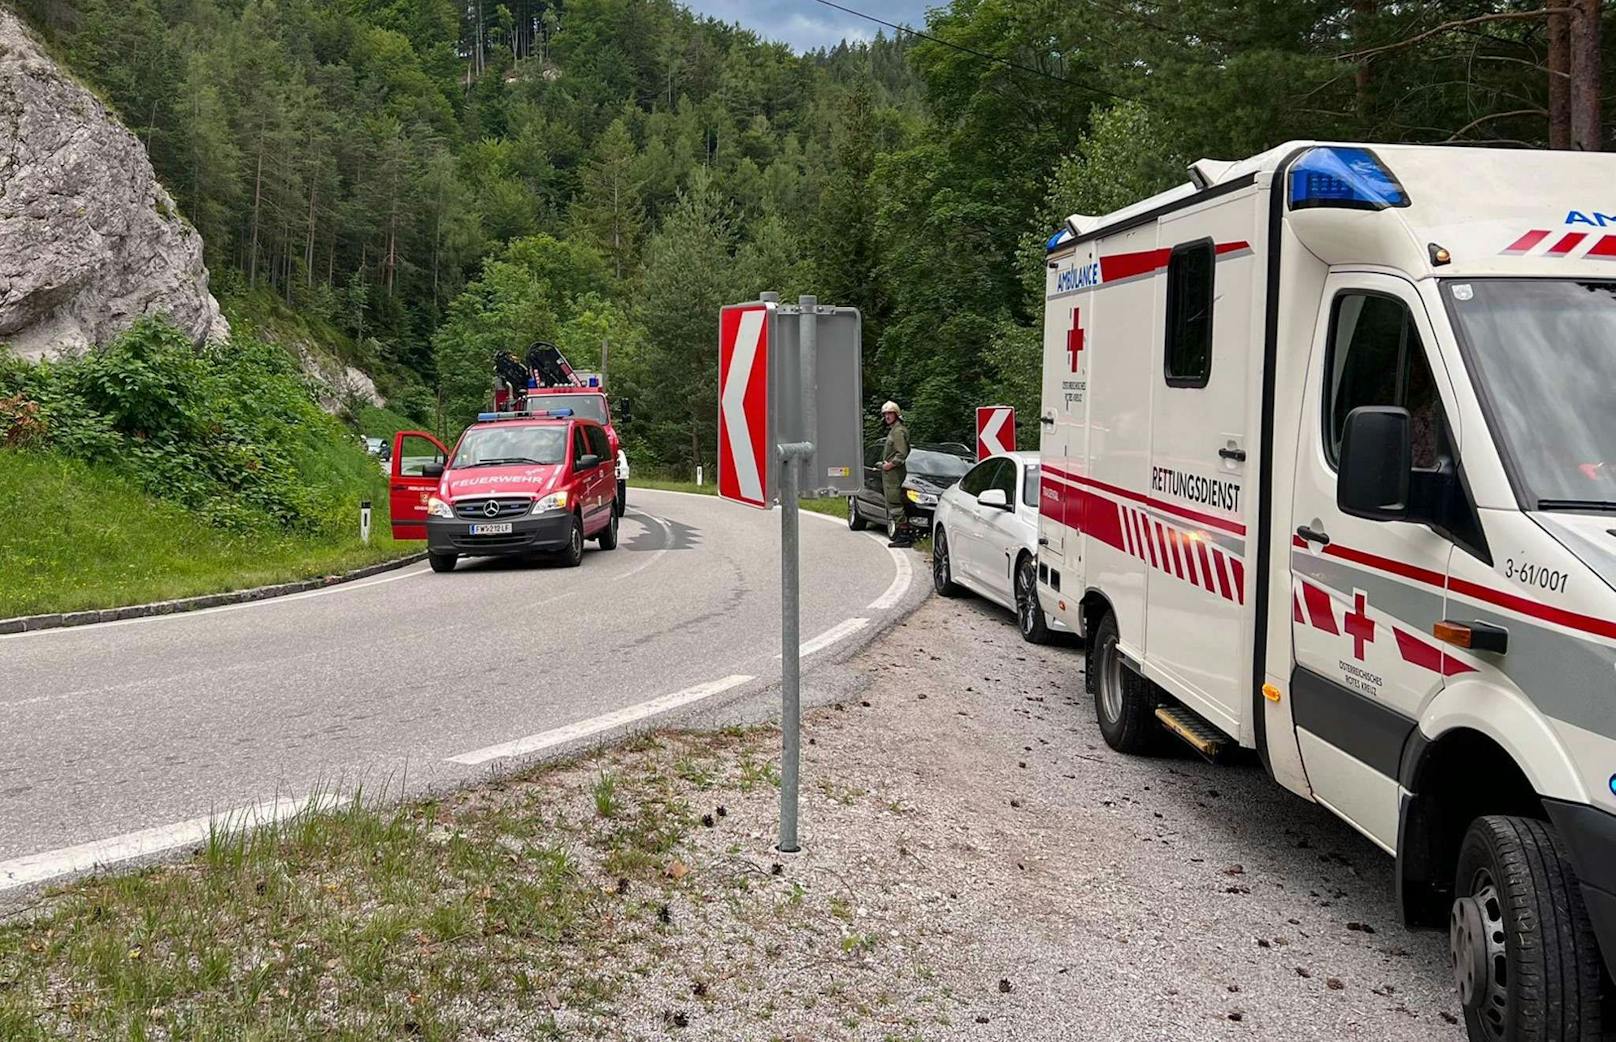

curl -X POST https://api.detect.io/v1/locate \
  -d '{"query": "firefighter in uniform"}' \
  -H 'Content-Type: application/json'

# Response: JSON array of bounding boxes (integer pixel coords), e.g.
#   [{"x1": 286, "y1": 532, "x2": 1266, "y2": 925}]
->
[{"x1": 879, "y1": 400, "x2": 912, "y2": 547}]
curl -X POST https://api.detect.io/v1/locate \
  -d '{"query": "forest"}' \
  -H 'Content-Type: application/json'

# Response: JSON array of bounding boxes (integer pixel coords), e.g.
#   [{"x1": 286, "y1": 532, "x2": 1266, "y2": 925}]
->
[{"x1": 12, "y1": 0, "x2": 1613, "y2": 474}]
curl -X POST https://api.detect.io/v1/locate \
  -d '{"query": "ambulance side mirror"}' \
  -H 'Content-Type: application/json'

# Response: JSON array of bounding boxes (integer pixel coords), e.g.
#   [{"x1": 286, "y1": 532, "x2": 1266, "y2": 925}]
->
[{"x1": 1338, "y1": 407, "x2": 1411, "y2": 521}]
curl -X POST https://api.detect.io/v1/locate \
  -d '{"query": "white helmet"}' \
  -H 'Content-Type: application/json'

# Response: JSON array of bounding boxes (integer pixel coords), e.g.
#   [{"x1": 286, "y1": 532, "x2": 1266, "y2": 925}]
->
[{"x1": 881, "y1": 400, "x2": 901, "y2": 416}]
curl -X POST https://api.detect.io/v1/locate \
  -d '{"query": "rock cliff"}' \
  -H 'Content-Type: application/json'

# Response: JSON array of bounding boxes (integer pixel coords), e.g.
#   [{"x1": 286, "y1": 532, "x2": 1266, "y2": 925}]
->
[{"x1": 0, "y1": 8, "x2": 227, "y2": 359}]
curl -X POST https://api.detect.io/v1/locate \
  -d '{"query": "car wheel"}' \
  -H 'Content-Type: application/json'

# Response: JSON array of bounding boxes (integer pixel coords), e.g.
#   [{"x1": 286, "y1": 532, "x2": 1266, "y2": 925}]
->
[
  {"x1": 1015, "y1": 554, "x2": 1051, "y2": 644},
  {"x1": 616, "y1": 480, "x2": 627, "y2": 516},
  {"x1": 597, "y1": 506, "x2": 619, "y2": 549},
  {"x1": 428, "y1": 552, "x2": 457, "y2": 574},
  {"x1": 847, "y1": 496, "x2": 868, "y2": 531},
  {"x1": 932, "y1": 526, "x2": 960, "y2": 597},
  {"x1": 558, "y1": 513, "x2": 584, "y2": 567},
  {"x1": 1091, "y1": 611, "x2": 1157, "y2": 754},
  {"x1": 1450, "y1": 815, "x2": 1609, "y2": 1042}
]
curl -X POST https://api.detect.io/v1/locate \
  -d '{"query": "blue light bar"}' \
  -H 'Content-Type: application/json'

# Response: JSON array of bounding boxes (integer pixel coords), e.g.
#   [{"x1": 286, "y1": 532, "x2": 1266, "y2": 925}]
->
[
  {"x1": 1288, "y1": 146, "x2": 1408, "y2": 212},
  {"x1": 1045, "y1": 227, "x2": 1073, "y2": 252},
  {"x1": 477, "y1": 412, "x2": 498, "y2": 421}
]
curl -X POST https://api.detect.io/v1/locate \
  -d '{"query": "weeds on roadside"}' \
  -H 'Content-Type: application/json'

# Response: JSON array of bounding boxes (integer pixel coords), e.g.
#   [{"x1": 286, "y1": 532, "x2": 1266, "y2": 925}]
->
[{"x1": 593, "y1": 771, "x2": 619, "y2": 819}]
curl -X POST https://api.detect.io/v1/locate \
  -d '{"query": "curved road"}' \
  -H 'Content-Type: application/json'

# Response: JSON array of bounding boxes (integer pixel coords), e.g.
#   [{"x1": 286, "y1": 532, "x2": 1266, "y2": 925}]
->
[{"x1": 0, "y1": 489, "x2": 917, "y2": 887}]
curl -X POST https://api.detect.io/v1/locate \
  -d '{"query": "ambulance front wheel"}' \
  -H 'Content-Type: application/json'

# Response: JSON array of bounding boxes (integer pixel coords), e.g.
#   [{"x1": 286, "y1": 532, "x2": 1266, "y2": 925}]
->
[
  {"x1": 1450, "y1": 815, "x2": 1609, "y2": 1042},
  {"x1": 1090, "y1": 611, "x2": 1156, "y2": 754}
]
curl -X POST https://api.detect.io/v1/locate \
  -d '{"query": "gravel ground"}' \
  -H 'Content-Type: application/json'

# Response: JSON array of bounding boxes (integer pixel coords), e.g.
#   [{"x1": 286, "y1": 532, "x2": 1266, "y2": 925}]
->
[{"x1": 579, "y1": 592, "x2": 1468, "y2": 1041}]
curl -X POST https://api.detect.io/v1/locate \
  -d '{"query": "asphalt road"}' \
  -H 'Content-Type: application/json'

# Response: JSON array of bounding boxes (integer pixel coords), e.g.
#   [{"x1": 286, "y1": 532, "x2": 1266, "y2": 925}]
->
[{"x1": 0, "y1": 489, "x2": 918, "y2": 886}]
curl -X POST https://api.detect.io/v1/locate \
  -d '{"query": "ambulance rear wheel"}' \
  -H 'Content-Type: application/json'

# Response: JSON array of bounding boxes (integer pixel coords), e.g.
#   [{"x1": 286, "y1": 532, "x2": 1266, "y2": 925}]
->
[
  {"x1": 1091, "y1": 612, "x2": 1155, "y2": 754},
  {"x1": 1450, "y1": 815, "x2": 1609, "y2": 1042},
  {"x1": 428, "y1": 552, "x2": 457, "y2": 574}
]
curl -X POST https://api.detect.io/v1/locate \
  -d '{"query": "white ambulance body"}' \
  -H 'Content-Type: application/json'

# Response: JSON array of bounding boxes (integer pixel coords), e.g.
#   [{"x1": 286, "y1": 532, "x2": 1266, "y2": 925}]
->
[{"x1": 1039, "y1": 142, "x2": 1616, "y2": 1039}]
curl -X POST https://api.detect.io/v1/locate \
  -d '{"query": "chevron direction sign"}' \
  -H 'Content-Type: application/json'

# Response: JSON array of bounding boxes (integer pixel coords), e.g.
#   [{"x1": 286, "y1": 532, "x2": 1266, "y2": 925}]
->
[
  {"x1": 718, "y1": 303, "x2": 773, "y2": 508},
  {"x1": 976, "y1": 405, "x2": 1016, "y2": 461}
]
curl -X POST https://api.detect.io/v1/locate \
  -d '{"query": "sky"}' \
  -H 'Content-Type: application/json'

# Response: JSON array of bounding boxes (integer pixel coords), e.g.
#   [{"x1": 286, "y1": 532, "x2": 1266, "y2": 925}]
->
[{"x1": 679, "y1": 0, "x2": 937, "y2": 52}]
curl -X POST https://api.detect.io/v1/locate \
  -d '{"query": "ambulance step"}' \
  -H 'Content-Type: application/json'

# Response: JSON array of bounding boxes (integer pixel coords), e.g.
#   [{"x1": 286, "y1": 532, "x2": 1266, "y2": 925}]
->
[{"x1": 1154, "y1": 705, "x2": 1230, "y2": 761}]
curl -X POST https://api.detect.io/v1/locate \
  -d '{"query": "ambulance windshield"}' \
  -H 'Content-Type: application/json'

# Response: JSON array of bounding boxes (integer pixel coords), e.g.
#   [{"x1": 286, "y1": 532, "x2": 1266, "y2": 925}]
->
[{"x1": 1446, "y1": 279, "x2": 1616, "y2": 510}]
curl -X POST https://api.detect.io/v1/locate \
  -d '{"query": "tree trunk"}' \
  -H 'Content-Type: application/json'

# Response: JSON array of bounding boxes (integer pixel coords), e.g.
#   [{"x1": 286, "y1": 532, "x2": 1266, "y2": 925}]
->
[
  {"x1": 1550, "y1": 8, "x2": 1573, "y2": 148},
  {"x1": 305, "y1": 181, "x2": 318, "y2": 287},
  {"x1": 1353, "y1": 0, "x2": 1376, "y2": 120},
  {"x1": 386, "y1": 203, "x2": 398, "y2": 295},
  {"x1": 1570, "y1": 0, "x2": 1603, "y2": 150},
  {"x1": 248, "y1": 134, "x2": 264, "y2": 289}
]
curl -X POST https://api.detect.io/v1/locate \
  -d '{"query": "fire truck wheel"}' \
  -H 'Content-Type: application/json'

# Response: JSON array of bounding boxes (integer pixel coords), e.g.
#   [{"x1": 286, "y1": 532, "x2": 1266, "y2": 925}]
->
[
  {"x1": 1450, "y1": 815, "x2": 1609, "y2": 1042},
  {"x1": 847, "y1": 496, "x2": 869, "y2": 530},
  {"x1": 1015, "y1": 554, "x2": 1050, "y2": 644},
  {"x1": 1092, "y1": 611, "x2": 1156, "y2": 754},
  {"x1": 931, "y1": 526, "x2": 960, "y2": 597},
  {"x1": 597, "y1": 506, "x2": 619, "y2": 550},
  {"x1": 428, "y1": 552, "x2": 457, "y2": 574},
  {"x1": 558, "y1": 513, "x2": 584, "y2": 568}
]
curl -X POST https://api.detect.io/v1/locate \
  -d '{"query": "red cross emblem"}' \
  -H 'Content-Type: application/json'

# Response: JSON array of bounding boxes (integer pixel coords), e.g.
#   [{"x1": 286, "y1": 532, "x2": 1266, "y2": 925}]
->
[
  {"x1": 1343, "y1": 590, "x2": 1376, "y2": 660},
  {"x1": 1066, "y1": 308, "x2": 1085, "y2": 373}
]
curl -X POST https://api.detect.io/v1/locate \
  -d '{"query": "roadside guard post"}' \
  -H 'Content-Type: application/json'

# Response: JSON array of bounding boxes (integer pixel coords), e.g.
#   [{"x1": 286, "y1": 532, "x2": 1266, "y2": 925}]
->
[
  {"x1": 976, "y1": 406, "x2": 1016, "y2": 461},
  {"x1": 718, "y1": 292, "x2": 862, "y2": 853},
  {"x1": 359, "y1": 500, "x2": 372, "y2": 545}
]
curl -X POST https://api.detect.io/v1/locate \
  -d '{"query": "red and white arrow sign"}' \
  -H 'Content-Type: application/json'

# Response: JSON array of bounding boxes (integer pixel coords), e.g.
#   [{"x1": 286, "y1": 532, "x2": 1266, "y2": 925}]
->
[
  {"x1": 718, "y1": 305, "x2": 770, "y2": 508},
  {"x1": 976, "y1": 405, "x2": 1016, "y2": 461}
]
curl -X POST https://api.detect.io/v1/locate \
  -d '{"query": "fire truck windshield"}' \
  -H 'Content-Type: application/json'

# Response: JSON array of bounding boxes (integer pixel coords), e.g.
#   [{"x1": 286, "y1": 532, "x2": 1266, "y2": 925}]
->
[
  {"x1": 531, "y1": 394, "x2": 608, "y2": 423},
  {"x1": 1446, "y1": 278, "x2": 1616, "y2": 509}
]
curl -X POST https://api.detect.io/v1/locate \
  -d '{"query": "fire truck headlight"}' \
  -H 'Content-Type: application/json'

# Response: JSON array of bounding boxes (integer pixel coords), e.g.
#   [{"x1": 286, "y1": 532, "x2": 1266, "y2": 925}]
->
[
  {"x1": 426, "y1": 496, "x2": 455, "y2": 520},
  {"x1": 532, "y1": 490, "x2": 571, "y2": 514}
]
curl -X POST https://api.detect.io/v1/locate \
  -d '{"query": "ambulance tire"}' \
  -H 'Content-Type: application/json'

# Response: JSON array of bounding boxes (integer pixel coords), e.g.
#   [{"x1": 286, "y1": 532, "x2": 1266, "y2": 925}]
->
[
  {"x1": 558, "y1": 513, "x2": 585, "y2": 568},
  {"x1": 616, "y1": 481, "x2": 627, "y2": 516},
  {"x1": 847, "y1": 496, "x2": 869, "y2": 531},
  {"x1": 1091, "y1": 612, "x2": 1156, "y2": 755},
  {"x1": 597, "y1": 505, "x2": 619, "y2": 549},
  {"x1": 1450, "y1": 815, "x2": 1609, "y2": 1042},
  {"x1": 428, "y1": 552, "x2": 457, "y2": 574}
]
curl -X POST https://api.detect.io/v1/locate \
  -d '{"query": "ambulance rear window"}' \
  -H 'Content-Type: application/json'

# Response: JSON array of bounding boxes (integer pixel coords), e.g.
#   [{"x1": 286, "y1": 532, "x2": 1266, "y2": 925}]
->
[{"x1": 1164, "y1": 239, "x2": 1215, "y2": 387}]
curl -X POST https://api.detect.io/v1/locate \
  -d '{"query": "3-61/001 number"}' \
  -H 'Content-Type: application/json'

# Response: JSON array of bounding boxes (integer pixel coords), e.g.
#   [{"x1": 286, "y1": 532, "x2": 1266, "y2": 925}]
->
[{"x1": 1504, "y1": 558, "x2": 1568, "y2": 594}]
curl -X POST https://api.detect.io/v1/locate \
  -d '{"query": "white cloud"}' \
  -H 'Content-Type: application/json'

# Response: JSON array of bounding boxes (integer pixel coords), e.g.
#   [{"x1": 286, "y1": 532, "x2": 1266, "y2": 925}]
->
[{"x1": 679, "y1": 0, "x2": 931, "y2": 51}]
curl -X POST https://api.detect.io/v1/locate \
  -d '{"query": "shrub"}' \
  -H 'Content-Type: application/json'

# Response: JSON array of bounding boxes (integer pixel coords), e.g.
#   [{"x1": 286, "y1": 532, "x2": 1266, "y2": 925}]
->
[{"x1": 0, "y1": 319, "x2": 384, "y2": 535}]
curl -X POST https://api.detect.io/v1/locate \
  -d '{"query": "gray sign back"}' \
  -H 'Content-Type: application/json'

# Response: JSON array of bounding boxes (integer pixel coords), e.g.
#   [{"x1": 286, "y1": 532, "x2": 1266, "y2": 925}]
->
[{"x1": 771, "y1": 303, "x2": 863, "y2": 497}]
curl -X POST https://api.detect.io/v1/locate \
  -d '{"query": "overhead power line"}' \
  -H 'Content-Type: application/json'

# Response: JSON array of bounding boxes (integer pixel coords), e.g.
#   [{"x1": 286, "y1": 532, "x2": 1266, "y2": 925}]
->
[{"x1": 808, "y1": 0, "x2": 1126, "y2": 100}]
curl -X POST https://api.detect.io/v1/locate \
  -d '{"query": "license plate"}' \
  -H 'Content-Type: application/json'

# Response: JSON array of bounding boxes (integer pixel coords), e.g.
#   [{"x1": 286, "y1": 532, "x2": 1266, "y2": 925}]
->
[{"x1": 469, "y1": 522, "x2": 513, "y2": 535}]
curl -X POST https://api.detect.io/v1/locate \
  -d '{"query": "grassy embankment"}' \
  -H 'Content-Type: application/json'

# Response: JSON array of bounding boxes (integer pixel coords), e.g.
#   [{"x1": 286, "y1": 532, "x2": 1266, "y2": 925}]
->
[
  {"x1": 0, "y1": 451, "x2": 408, "y2": 618},
  {"x1": 0, "y1": 318, "x2": 419, "y2": 618},
  {"x1": 0, "y1": 730, "x2": 771, "y2": 1039}
]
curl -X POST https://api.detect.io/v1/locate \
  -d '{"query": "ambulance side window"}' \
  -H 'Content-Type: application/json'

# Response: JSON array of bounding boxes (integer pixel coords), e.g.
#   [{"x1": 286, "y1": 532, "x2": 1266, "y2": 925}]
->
[
  {"x1": 1325, "y1": 292, "x2": 1449, "y2": 469},
  {"x1": 1164, "y1": 238, "x2": 1215, "y2": 388}
]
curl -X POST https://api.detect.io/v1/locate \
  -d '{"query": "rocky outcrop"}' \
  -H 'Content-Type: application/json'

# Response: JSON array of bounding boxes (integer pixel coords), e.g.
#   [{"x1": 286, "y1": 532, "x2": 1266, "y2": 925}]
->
[{"x1": 0, "y1": 8, "x2": 227, "y2": 359}]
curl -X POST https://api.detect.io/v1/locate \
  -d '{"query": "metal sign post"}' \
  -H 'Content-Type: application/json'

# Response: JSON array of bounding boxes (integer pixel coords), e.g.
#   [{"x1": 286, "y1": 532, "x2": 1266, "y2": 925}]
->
[{"x1": 718, "y1": 290, "x2": 862, "y2": 855}]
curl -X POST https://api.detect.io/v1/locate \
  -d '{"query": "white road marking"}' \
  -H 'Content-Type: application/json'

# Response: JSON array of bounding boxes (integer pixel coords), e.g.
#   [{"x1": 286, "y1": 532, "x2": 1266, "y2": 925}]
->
[
  {"x1": 1, "y1": 565, "x2": 430, "y2": 640},
  {"x1": 867, "y1": 539, "x2": 913, "y2": 611},
  {"x1": 611, "y1": 511, "x2": 673, "y2": 584},
  {"x1": 0, "y1": 794, "x2": 317, "y2": 892},
  {"x1": 446, "y1": 674, "x2": 755, "y2": 766},
  {"x1": 778, "y1": 616, "x2": 870, "y2": 660}
]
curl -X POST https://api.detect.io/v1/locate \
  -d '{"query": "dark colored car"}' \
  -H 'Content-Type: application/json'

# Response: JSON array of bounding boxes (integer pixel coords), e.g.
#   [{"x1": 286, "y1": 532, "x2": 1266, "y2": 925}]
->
[
  {"x1": 847, "y1": 442, "x2": 974, "y2": 538},
  {"x1": 388, "y1": 412, "x2": 619, "y2": 572}
]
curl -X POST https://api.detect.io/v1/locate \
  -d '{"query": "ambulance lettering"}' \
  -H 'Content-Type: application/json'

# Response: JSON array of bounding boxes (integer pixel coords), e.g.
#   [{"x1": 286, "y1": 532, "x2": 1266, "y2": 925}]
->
[
  {"x1": 1565, "y1": 210, "x2": 1616, "y2": 227},
  {"x1": 1150, "y1": 466, "x2": 1240, "y2": 514},
  {"x1": 1055, "y1": 262, "x2": 1102, "y2": 292}
]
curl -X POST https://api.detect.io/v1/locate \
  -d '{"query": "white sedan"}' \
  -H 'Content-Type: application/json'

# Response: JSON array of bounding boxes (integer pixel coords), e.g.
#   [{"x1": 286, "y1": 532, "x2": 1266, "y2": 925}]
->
[{"x1": 930, "y1": 451, "x2": 1066, "y2": 643}]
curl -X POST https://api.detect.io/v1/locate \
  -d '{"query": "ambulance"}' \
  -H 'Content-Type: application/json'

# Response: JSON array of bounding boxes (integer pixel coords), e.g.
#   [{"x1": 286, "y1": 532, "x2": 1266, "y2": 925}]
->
[{"x1": 1037, "y1": 142, "x2": 1616, "y2": 1039}]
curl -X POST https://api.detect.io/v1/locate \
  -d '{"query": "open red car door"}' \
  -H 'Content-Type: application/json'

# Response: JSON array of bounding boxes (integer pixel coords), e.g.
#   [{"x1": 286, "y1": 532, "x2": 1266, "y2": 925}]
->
[{"x1": 390, "y1": 430, "x2": 450, "y2": 540}]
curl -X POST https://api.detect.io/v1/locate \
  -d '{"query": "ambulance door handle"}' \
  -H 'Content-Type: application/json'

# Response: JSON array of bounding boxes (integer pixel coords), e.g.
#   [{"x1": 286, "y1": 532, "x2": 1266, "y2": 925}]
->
[
  {"x1": 1296, "y1": 525, "x2": 1331, "y2": 546},
  {"x1": 1218, "y1": 446, "x2": 1246, "y2": 462}
]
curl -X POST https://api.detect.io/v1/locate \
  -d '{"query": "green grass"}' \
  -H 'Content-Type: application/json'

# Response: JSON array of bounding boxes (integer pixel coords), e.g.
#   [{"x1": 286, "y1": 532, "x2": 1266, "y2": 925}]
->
[
  {"x1": 356, "y1": 404, "x2": 420, "y2": 441},
  {"x1": 0, "y1": 735, "x2": 734, "y2": 1038},
  {"x1": 633, "y1": 474, "x2": 850, "y2": 520},
  {"x1": 0, "y1": 450, "x2": 415, "y2": 617}
]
